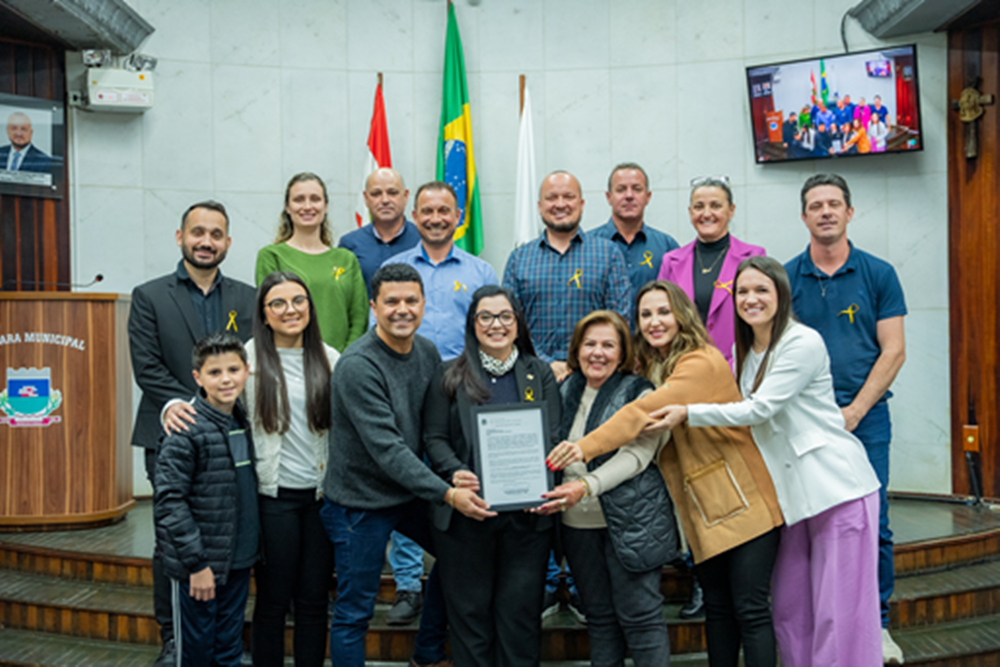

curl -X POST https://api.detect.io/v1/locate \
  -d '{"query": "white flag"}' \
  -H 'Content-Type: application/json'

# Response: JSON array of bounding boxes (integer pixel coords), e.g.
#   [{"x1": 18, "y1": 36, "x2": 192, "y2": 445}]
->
[{"x1": 513, "y1": 86, "x2": 537, "y2": 247}]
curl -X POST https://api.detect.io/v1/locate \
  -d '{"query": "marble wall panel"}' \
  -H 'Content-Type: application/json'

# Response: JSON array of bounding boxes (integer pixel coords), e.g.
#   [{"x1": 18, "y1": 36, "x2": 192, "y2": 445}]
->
[
  {"x1": 279, "y1": 0, "x2": 347, "y2": 69},
  {"x1": 141, "y1": 60, "x2": 214, "y2": 191},
  {"x1": 211, "y1": 0, "x2": 281, "y2": 67},
  {"x1": 211, "y1": 65, "x2": 283, "y2": 193}
]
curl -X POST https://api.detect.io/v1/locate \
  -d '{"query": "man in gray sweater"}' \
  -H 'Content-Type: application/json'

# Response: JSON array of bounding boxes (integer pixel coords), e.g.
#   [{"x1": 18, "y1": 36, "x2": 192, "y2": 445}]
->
[{"x1": 320, "y1": 263, "x2": 493, "y2": 667}]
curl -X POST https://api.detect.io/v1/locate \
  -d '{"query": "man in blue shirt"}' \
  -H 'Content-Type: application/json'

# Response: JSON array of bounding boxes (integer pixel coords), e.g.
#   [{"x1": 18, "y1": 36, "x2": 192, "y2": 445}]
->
[
  {"x1": 380, "y1": 181, "x2": 498, "y2": 362},
  {"x1": 785, "y1": 173, "x2": 907, "y2": 665},
  {"x1": 339, "y1": 168, "x2": 421, "y2": 295},
  {"x1": 589, "y1": 162, "x2": 678, "y2": 295},
  {"x1": 503, "y1": 170, "x2": 632, "y2": 383}
]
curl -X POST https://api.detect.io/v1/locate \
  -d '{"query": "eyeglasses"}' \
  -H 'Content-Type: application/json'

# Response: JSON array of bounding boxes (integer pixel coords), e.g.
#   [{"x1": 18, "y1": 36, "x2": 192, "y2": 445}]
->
[
  {"x1": 266, "y1": 295, "x2": 310, "y2": 314},
  {"x1": 475, "y1": 310, "x2": 516, "y2": 327},
  {"x1": 690, "y1": 175, "x2": 731, "y2": 188}
]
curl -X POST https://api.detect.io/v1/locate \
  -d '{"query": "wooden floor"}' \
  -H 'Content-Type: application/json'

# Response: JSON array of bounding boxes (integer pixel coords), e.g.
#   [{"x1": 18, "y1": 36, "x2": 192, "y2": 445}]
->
[{"x1": 2, "y1": 494, "x2": 1000, "y2": 666}]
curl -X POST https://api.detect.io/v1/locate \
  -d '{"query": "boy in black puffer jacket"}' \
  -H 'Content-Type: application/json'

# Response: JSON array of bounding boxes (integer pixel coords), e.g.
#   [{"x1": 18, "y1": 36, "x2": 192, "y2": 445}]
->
[{"x1": 154, "y1": 332, "x2": 259, "y2": 667}]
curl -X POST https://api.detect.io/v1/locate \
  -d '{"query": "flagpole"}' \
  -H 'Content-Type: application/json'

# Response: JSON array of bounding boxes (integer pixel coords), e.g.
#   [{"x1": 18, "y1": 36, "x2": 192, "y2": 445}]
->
[
  {"x1": 378, "y1": 72, "x2": 382, "y2": 88},
  {"x1": 519, "y1": 74, "x2": 525, "y2": 116}
]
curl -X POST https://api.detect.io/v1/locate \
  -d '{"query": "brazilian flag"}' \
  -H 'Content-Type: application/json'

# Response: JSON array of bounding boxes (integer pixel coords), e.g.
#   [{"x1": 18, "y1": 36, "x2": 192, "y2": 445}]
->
[{"x1": 437, "y1": 2, "x2": 482, "y2": 255}]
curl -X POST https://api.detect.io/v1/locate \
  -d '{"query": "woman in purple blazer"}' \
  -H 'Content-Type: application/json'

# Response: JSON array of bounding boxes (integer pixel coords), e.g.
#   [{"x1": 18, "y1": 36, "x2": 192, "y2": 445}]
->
[{"x1": 657, "y1": 177, "x2": 766, "y2": 367}]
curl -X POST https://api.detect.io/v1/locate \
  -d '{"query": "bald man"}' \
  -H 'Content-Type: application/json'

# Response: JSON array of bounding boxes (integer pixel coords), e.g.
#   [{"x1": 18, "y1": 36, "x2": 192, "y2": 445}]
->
[
  {"x1": 339, "y1": 168, "x2": 421, "y2": 294},
  {"x1": 1, "y1": 112, "x2": 53, "y2": 174},
  {"x1": 502, "y1": 170, "x2": 632, "y2": 381}
]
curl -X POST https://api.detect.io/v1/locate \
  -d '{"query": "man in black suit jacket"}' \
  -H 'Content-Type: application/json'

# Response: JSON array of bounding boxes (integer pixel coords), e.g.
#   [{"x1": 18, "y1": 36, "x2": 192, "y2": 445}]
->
[
  {"x1": 128, "y1": 200, "x2": 255, "y2": 667},
  {"x1": 2, "y1": 112, "x2": 53, "y2": 173}
]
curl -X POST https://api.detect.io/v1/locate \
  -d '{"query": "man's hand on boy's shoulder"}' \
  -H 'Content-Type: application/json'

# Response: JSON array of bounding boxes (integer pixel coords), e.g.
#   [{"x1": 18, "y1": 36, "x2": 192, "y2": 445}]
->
[
  {"x1": 161, "y1": 398, "x2": 197, "y2": 435},
  {"x1": 189, "y1": 566, "x2": 215, "y2": 601}
]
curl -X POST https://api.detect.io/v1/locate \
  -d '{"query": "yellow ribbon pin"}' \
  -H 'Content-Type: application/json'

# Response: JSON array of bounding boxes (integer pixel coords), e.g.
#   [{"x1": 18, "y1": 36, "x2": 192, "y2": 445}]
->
[
  {"x1": 838, "y1": 303, "x2": 860, "y2": 324},
  {"x1": 568, "y1": 269, "x2": 583, "y2": 290},
  {"x1": 453, "y1": 280, "x2": 467, "y2": 292},
  {"x1": 640, "y1": 250, "x2": 653, "y2": 269},
  {"x1": 226, "y1": 310, "x2": 238, "y2": 332},
  {"x1": 332, "y1": 266, "x2": 345, "y2": 280},
  {"x1": 524, "y1": 387, "x2": 535, "y2": 402},
  {"x1": 714, "y1": 279, "x2": 733, "y2": 295}
]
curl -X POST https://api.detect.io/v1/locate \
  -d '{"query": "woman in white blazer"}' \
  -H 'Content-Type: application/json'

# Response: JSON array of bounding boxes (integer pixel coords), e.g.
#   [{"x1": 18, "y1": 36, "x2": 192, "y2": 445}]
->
[{"x1": 650, "y1": 256, "x2": 881, "y2": 667}]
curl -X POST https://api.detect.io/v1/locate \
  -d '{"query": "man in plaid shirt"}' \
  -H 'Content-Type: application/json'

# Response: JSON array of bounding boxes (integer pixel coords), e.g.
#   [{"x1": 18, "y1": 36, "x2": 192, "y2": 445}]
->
[{"x1": 502, "y1": 170, "x2": 632, "y2": 382}]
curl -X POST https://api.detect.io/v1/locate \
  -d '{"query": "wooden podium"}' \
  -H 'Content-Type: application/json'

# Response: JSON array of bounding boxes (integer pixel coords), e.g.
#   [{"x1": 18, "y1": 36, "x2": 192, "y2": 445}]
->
[{"x1": 0, "y1": 292, "x2": 135, "y2": 529}]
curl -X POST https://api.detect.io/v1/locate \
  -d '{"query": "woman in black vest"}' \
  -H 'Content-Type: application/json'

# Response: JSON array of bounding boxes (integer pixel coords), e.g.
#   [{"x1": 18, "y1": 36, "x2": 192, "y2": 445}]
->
[
  {"x1": 534, "y1": 310, "x2": 676, "y2": 667},
  {"x1": 423, "y1": 285, "x2": 561, "y2": 666}
]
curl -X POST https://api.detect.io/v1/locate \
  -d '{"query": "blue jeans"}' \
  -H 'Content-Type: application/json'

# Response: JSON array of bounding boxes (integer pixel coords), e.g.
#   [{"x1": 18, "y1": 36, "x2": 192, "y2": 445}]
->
[
  {"x1": 390, "y1": 531, "x2": 424, "y2": 592},
  {"x1": 320, "y1": 498, "x2": 447, "y2": 666},
  {"x1": 854, "y1": 401, "x2": 894, "y2": 628},
  {"x1": 545, "y1": 551, "x2": 577, "y2": 596}
]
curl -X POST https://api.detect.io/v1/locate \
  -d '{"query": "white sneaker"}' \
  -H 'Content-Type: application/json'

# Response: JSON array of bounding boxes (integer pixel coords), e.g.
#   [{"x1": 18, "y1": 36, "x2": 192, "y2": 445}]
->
[{"x1": 882, "y1": 628, "x2": 904, "y2": 664}]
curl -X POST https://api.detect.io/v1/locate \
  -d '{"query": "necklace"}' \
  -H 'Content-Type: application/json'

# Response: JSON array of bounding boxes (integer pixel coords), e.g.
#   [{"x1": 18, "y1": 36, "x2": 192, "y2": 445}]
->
[{"x1": 696, "y1": 239, "x2": 730, "y2": 275}]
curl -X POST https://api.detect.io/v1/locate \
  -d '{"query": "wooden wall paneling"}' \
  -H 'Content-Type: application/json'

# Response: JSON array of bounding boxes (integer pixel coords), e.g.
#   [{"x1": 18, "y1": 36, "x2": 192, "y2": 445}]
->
[
  {"x1": 948, "y1": 23, "x2": 1000, "y2": 497},
  {"x1": 0, "y1": 36, "x2": 69, "y2": 292}
]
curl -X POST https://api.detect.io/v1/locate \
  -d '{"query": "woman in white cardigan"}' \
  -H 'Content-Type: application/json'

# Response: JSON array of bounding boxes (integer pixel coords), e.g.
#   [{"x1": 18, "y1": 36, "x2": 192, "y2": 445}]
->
[
  {"x1": 247, "y1": 271, "x2": 339, "y2": 667},
  {"x1": 649, "y1": 256, "x2": 881, "y2": 667}
]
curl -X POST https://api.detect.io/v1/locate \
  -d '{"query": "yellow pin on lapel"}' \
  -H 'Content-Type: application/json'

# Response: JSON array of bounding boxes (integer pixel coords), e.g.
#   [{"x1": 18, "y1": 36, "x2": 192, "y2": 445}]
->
[
  {"x1": 568, "y1": 269, "x2": 583, "y2": 289},
  {"x1": 524, "y1": 387, "x2": 535, "y2": 402},
  {"x1": 640, "y1": 250, "x2": 653, "y2": 269},
  {"x1": 332, "y1": 266, "x2": 346, "y2": 280},
  {"x1": 226, "y1": 310, "x2": 238, "y2": 332}
]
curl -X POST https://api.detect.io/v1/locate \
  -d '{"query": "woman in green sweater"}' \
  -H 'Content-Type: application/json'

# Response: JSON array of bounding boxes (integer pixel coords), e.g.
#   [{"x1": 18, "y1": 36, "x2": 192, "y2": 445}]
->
[{"x1": 256, "y1": 173, "x2": 368, "y2": 352}]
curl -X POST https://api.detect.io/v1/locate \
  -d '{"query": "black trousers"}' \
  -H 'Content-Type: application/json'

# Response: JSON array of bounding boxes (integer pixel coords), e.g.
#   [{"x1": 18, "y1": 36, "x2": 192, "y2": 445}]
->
[
  {"x1": 695, "y1": 527, "x2": 781, "y2": 667},
  {"x1": 562, "y1": 526, "x2": 671, "y2": 667},
  {"x1": 432, "y1": 512, "x2": 551, "y2": 667},
  {"x1": 252, "y1": 489, "x2": 335, "y2": 667},
  {"x1": 145, "y1": 448, "x2": 173, "y2": 644}
]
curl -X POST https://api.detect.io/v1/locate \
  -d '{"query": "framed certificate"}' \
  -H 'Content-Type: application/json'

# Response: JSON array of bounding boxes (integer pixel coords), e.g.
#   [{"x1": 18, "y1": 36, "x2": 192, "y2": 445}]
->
[{"x1": 470, "y1": 403, "x2": 553, "y2": 512}]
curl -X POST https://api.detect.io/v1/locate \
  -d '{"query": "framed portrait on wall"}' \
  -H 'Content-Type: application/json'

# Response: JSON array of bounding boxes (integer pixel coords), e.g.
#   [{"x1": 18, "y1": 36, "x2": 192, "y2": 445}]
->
[{"x1": 0, "y1": 92, "x2": 65, "y2": 199}]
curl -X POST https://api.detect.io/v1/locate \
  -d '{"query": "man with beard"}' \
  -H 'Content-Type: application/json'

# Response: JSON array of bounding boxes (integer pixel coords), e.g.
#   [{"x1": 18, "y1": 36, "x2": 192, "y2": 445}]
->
[
  {"x1": 128, "y1": 201, "x2": 255, "y2": 667},
  {"x1": 502, "y1": 171, "x2": 631, "y2": 382}
]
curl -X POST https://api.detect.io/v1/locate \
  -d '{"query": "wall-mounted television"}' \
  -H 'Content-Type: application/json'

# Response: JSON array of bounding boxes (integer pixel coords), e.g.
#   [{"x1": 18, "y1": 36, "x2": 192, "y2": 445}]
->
[{"x1": 747, "y1": 45, "x2": 922, "y2": 164}]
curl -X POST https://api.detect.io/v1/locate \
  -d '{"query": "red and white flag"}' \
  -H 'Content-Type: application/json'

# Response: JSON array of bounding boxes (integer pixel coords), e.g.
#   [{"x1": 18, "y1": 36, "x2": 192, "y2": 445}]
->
[{"x1": 354, "y1": 82, "x2": 392, "y2": 227}]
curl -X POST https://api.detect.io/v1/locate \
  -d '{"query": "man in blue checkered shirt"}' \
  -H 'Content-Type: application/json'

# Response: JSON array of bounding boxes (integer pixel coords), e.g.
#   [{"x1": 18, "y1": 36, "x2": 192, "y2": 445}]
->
[{"x1": 502, "y1": 170, "x2": 632, "y2": 382}]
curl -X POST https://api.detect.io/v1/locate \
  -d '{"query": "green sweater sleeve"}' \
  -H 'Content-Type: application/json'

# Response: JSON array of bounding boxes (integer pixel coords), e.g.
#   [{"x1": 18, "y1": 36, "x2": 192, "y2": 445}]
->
[
  {"x1": 344, "y1": 253, "x2": 368, "y2": 346},
  {"x1": 255, "y1": 246, "x2": 281, "y2": 287}
]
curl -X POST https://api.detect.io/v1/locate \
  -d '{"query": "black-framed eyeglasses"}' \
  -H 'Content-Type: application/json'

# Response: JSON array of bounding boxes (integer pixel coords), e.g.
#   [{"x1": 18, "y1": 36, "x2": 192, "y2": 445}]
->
[
  {"x1": 475, "y1": 310, "x2": 516, "y2": 327},
  {"x1": 266, "y1": 295, "x2": 310, "y2": 314}
]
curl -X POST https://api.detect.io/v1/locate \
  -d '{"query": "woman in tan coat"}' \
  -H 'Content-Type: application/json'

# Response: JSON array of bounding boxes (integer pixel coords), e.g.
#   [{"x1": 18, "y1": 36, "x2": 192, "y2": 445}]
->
[{"x1": 548, "y1": 281, "x2": 784, "y2": 667}]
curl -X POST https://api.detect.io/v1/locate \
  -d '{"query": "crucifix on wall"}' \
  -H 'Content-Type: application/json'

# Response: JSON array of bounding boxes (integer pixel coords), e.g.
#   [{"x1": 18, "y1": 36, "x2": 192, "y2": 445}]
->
[{"x1": 952, "y1": 76, "x2": 994, "y2": 159}]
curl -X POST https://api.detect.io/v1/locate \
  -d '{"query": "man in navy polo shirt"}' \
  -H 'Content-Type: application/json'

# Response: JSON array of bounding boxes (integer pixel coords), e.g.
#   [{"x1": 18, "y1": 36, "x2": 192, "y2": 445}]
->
[
  {"x1": 785, "y1": 173, "x2": 907, "y2": 665},
  {"x1": 339, "y1": 168, "x2": 421, "y2": 295},
  {"x1": 589, "y1": 162, "x2": 678, "y2": 295}
]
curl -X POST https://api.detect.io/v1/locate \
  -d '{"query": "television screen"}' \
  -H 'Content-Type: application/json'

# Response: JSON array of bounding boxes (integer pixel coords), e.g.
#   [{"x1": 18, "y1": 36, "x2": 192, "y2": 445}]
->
[{"x1": 746, "y1": 45, "x2": 922, "y2": 164}]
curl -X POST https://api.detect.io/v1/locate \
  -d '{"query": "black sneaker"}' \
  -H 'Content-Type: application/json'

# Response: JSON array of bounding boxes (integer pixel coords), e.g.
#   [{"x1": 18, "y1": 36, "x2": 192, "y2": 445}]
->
[
  {"x1": 679, "y1": 578, "x2": 705, "y2": 619},
  {"x1": 153, "y1": 638, "x2": 176, "y2": 667},
  {"x1": 567, "y1": 592, "x2": 587, "y2": 625},
  {"x1": 541, "y1": 590, "x2": 560, "y2": 619},
  {"x1": 386, "y1": 590, "x2": 424, "y2": 625}
]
